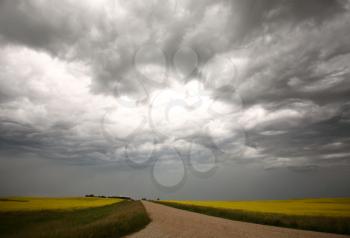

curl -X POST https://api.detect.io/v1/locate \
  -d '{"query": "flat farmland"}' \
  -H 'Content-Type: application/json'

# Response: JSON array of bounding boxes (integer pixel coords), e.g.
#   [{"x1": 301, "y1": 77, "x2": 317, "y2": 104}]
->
[
  {"x1": 0, "y1": 197, "x2": 122, "y2": 211},
  {"x1": 158, "y1": 198, "x2": 350, "y2": 235},
  {"x1": 0, "y1": 197, "x2": 150, "y2": 238}
]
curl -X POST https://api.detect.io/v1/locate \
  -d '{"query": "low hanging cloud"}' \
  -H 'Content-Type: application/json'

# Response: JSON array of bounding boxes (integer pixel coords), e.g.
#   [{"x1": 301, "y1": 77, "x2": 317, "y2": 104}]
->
[{"x1": 1, "y1": 0, "x2": 350, "y2": 193}]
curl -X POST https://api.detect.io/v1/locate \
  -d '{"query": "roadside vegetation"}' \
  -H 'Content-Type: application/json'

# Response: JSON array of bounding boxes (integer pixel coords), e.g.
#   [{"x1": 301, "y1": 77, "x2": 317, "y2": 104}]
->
[
  {"x1": 0, "y1": 198, "x2": 150, "y2": 238},
  {"x1": 157, "y1": 198, "x2": 350, "y2": 235}
]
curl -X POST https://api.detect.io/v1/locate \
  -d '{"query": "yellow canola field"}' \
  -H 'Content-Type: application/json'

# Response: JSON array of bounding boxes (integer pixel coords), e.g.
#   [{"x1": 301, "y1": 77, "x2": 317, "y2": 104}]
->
[
  {"x1": 0, "y1": 197, "x2": 122, "y2": 212},
  {"x1": 168, "y1": 198, "x2": 350, "y2": 217}
]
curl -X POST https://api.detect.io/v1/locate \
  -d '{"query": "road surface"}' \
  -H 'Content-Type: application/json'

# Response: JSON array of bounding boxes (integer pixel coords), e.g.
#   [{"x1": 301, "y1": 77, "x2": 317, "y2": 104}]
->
[{"x1": 127, "y1": 201, "x2": 349, "y2": 238}]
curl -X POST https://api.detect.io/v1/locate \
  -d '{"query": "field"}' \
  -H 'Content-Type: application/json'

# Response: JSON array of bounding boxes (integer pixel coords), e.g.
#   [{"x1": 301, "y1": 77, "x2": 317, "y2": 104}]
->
[
  {"x1": 165, "y1": 198, "x2": 350, "y2": 217},
  {"x1": 0, "y1": 197, "x2": 122, "y2": 212},
  {"x1": 0, "y1": 197, "x2": 150, "y2": 238},
  {"x1": 158, "y1": 198, "x2": 350, "y2": 235}
]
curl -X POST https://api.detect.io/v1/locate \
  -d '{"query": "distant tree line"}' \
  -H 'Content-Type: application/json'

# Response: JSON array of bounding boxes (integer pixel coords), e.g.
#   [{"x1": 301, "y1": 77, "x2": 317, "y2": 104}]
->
[{"x1": 84, "y1": 194, "x2": 132, "y2": 200}]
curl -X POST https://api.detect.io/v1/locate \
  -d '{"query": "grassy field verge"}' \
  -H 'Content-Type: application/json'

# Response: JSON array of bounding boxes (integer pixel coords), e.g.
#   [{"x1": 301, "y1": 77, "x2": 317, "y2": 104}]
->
[
  {"x1": 156, "y1": 200, "x2": 350, "y2": 235},
  {"x1": 0, "y1": 200, "x2": 150, "y2": 238}
]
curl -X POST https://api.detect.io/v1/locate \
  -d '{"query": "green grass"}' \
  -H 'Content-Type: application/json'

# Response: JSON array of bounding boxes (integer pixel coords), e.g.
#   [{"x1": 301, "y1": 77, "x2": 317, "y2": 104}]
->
[
  {"x1": 157, "y1": 199, "x2": 350, "y2": 235},
  {"x1": 0, "y1": 200, "x2": 150, "y2": 238}
]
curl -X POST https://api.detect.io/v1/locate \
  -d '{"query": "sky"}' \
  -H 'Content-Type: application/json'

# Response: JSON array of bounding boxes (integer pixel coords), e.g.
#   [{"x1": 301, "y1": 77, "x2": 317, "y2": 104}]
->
[{"x1": 0, "y1": 0, "x2": 350, "y2": 200}]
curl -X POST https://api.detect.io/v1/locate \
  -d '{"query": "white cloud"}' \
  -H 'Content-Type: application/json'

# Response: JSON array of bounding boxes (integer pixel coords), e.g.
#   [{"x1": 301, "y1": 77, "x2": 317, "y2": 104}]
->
[
  {"x1": 239, "y1": 101, "x2": 339, "y2": 130},
  {"x1": 259, "y1": 130, "x2": 287, "y2": 136},
  {"x1": 0, "y1": 0, "x2": 349, "y2": 173}
]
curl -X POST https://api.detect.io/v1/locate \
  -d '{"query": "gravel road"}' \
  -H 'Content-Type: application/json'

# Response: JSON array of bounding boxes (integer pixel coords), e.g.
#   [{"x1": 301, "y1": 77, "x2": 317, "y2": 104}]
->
[{"x1": 127, "y1": 201, "x2": 349, "y2": 238}]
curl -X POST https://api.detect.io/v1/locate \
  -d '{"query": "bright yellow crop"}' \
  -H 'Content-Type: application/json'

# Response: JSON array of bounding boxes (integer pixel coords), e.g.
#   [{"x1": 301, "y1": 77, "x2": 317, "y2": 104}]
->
[
  {"x1": 167, "y1": 198, "x2": 350, "y2": 217},
  {"x1": 0, "y1": 197, "x2": 123, "y2": 212}
]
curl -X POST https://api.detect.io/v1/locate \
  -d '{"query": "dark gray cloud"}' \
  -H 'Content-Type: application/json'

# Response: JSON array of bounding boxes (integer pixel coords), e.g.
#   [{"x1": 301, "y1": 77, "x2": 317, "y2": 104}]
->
[{"x1": 1, "y1": 0, "x2": 350, "y2": 198}]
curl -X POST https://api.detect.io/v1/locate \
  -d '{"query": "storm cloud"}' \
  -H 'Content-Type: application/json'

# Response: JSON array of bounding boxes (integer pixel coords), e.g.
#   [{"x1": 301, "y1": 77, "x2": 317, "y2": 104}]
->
[{"x1": 1, "y1": 0, "x2": 350, "y2": 198}]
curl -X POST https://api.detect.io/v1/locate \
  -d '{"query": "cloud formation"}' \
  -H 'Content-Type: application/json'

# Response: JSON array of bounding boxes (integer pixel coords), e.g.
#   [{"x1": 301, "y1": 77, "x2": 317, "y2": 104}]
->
[{"x1": 1, "y1": 0, "x2": 350, "y2": 195}]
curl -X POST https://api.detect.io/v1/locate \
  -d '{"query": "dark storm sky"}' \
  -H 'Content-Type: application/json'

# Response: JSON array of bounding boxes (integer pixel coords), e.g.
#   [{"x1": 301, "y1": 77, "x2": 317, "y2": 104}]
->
[{"x1": 0, "y1": 0, "x2": 350, "y2": 199}]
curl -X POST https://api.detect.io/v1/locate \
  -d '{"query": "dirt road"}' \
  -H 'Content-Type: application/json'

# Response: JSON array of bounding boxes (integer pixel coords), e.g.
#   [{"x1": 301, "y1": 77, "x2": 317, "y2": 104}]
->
[{"x1": 127, "y1": 201, "x2": 349, "y2": 238}]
